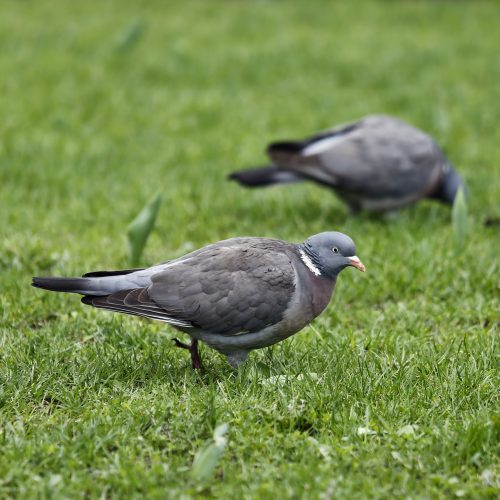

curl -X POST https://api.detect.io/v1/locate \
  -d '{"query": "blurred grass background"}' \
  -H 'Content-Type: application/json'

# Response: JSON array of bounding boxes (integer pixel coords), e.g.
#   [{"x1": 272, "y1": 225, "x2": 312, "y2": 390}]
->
[{"x1": 0, "y1": 0, "x2": 498, "y2": 497}]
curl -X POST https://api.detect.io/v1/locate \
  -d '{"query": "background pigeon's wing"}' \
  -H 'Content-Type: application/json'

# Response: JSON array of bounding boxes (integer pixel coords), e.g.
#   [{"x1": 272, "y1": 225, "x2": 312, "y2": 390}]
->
[
  {"x1": 266, "y1": 120, "x2": 362, "y2": 178},
  {"x1": 267, "y1": 115, "x2": 446, "y2": 197},
  {"x1": 149, "y1": 241, "x2": 296, "y2": 336}
]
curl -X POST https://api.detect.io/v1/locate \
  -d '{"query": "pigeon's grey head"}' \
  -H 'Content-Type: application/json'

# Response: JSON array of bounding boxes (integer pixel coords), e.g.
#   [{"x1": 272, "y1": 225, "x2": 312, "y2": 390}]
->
[
  {"x1": 431, "y1": 163, "x2": 466, "y2": 205},
  {"x1": 299, "y1": 231, "x2": 365, "y2": 279}
]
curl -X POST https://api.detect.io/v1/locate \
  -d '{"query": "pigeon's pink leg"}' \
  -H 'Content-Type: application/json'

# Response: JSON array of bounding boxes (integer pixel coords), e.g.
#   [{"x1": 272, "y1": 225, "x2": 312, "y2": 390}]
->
[{"x1": 173, "y1": 338, "x2": 203, "y2": 370}]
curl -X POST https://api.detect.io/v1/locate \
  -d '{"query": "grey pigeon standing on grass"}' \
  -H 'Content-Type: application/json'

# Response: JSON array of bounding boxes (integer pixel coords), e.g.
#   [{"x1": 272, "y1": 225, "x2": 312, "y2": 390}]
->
[
  {"x1": 229, "y1": 115, "x2": 465, "y2": 214},
  {"x1": 32, "y1": 232, "x2": 365, "y2": 369}
]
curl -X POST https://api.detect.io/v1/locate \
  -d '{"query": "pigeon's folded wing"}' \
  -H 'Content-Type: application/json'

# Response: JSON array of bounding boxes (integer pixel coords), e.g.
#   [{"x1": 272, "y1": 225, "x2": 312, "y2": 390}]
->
[
  {"x1": 268, "y1": 115, "x2": 445, "y2": 197},
  {"x1": 149, "y1": 243, "x2": 296, "y2": 336}
]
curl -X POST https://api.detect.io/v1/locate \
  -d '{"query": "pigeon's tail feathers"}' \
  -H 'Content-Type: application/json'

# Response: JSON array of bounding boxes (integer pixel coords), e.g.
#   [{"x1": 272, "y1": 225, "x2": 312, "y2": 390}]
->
[
  {"x1": 32, "y1": 276, "x2": 98, "y2": 295},
  {"x1": 31, "y1": 271, "x2": 142, "y2": 296},
  {"x1": 229, "y1": 166, "x2": 303, "y2": 187},
  {"x1": 33, "y1": 268, "x2": 155, "y2": 296}
]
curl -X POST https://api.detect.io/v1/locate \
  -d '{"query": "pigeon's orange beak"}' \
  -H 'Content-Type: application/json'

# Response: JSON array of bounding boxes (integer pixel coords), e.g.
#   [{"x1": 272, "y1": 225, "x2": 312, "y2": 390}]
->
[{"x1": 348, "y1": 256, "x2": 365, "y2": 272}]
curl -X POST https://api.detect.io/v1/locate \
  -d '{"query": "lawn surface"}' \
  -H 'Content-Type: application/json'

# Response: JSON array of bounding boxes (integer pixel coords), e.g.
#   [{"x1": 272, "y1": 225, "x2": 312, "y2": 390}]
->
[{"x1": 0, "y1": 0, "x2": 499, "y2": 497}]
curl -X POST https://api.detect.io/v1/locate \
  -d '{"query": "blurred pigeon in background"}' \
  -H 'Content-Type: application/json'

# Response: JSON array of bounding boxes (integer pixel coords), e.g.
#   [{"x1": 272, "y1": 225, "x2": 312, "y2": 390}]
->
[
  {"x1": 32, "y1": 232, "x2": 365, "y2": 369},
  {"x1": 229, "y1": 115, "x2": 465, "y2": 214}
]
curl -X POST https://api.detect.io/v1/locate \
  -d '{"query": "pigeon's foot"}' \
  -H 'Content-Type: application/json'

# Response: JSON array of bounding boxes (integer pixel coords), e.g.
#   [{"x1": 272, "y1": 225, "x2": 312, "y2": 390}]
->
[
  {"x1": 347, "y1": 202, "x2": 362, "y2": 217},
  {"x1": 173, "y1": 338, "x2": 203, "y2": 370}
]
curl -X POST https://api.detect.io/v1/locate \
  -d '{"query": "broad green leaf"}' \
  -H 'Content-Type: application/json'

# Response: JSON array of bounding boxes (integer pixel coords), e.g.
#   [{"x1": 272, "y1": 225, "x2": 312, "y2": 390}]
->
[
  {"x1": 213, "y1": 423, "x2": 229, "y2": 444},
  {"x1": 397, "y1": 424, "x2": 417, "y2": 438},
  {"x1": 452, "y1": 187, "x2": 468, "y2": 246},
  {"x1": 127, "y1": 193, "x2": 163, "y2": 266},
  {"x1": 191, "y1": 424, "x2": 229, "y2": 482}
]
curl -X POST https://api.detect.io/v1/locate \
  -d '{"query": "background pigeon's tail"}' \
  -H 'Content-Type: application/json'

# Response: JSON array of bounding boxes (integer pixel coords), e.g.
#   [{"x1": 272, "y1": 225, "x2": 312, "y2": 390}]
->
[
  {"x1": 229, "y1": 165, "x2": 303, "y2": 188},
  {"x1": 32, "y1": 268, "x2": 143, "y2": 296}
]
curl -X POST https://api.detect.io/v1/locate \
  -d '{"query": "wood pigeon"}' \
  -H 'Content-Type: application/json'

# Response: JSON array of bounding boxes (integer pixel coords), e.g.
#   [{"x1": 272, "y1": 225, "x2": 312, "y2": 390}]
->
[
  {"x1": 32, "y1": 232, "x2": 365, "y2": 369},
  {"x1": 229, "y1": 115, "x2": 465, "y2": 214}
]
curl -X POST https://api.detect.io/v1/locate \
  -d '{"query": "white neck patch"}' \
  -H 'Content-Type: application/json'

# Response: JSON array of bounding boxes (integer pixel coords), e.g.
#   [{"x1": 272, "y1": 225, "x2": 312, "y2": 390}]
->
[{"x1": 299, "y1": 250, "x2": 321, "y2": 276}]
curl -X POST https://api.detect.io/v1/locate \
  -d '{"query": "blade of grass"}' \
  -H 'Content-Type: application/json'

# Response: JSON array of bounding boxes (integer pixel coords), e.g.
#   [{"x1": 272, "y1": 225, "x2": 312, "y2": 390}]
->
[
  {"x1": 452, "y1": 187, "x2": 468, "y2": 246},
  {"x1": 190, "y1": 423, "x2": 229, "y2": 483},
  {"x1": 114, "y1": 21, "x2": 146, "y2": 52},
  {"x1": 127, "y1": 193, "x2": 163, "y2": 266}
]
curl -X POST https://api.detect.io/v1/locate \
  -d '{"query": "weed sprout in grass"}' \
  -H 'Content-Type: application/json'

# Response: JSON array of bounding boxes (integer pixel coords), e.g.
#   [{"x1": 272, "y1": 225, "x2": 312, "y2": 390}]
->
[
  {"x1": 452, "y1": 187, "x2": 468, "y2": 247},
  {"x1": 127, "y1": 193, "x2": 163, "y2": 266},
  {"x1": 190, "y1": 424, "x2": 229, "y2": 483},
  {"x1": 114, "y1": 20, "x2": 147, "y2": 52}
]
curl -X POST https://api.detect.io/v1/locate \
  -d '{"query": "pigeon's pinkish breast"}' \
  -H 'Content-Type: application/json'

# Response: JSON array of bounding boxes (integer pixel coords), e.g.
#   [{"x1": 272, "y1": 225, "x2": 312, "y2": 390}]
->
[{"x1": 309, "y1": 274, "x2": 336, "y2": 317}]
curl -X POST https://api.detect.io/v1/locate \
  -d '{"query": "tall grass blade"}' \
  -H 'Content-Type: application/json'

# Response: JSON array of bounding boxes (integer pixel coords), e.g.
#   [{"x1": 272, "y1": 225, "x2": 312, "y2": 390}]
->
[
  {"x1": 191, "y1": 423, "x2": 229, "y2": 482},
  {"x1": 127, "y1": 193, "x2": 163, "y2": 266},
  {"x1": 452, "y1": 187, "x2": 468, "y2": 246},
  {"x1": 115, "y1": 21, "x2": 146, "y2": 52}
]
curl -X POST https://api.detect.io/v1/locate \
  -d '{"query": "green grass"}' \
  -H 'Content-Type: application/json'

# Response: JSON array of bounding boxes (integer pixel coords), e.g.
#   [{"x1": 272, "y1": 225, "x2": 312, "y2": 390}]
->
[{"x1": 0, "y1": 0, "x2": 499, "y2": 497}]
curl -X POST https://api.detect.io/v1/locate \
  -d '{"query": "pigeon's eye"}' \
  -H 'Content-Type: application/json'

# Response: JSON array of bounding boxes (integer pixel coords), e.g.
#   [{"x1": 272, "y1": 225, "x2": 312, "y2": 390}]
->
[{"x1": 332, "y1": 247, "x2": 339, "y2": 254}]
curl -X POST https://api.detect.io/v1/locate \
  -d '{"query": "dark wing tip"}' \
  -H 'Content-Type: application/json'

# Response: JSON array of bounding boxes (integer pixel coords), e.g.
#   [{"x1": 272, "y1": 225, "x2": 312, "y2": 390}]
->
[
  {"x1": 82, "y1": 269, "x2": 143, "y2": 278},
  {"x1": 267, "y1": 140, "x2": 304, "y2": 155},
  {"x1": 81, "y1": 295, "x2": 94, "y2": 305}
]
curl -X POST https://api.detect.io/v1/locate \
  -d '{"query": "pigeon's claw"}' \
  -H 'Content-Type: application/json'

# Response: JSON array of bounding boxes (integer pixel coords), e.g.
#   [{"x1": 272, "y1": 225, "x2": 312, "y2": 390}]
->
[
  {"x1": 173, "y1": 338, "x2": 203, "y2": 370},
  {"x1": 173, "y1": 338, "x2": 191, "y2": 350}
]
